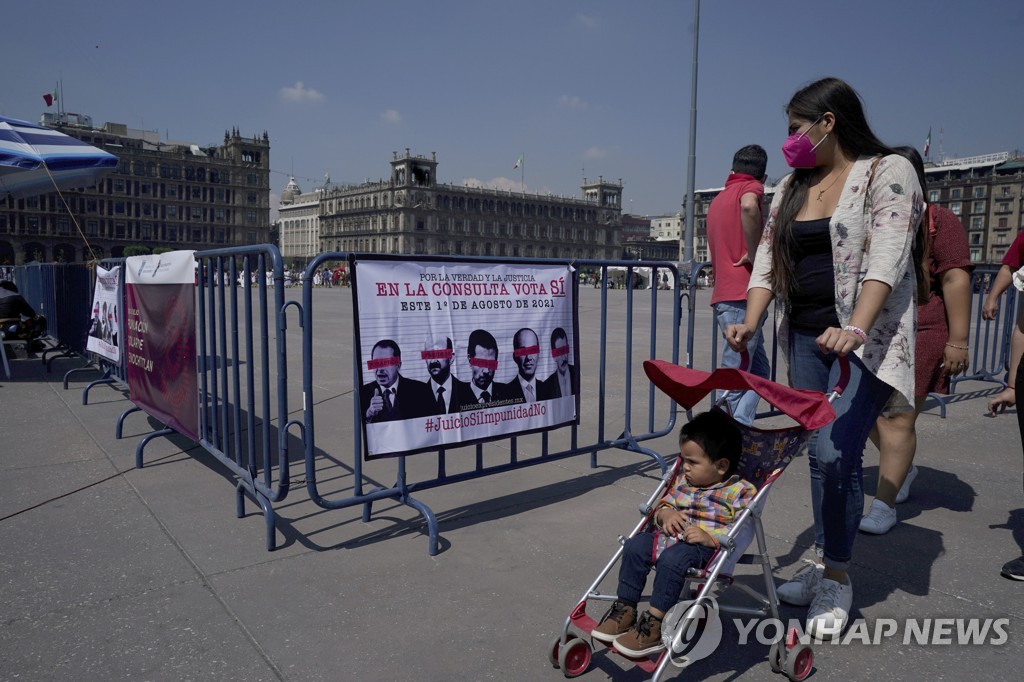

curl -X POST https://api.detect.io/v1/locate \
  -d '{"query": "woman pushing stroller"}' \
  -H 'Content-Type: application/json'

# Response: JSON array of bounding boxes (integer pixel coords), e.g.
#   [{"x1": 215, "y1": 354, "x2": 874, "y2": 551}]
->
[{"x1": 726, "y1": 77, "x2": 922, "y2": 639}]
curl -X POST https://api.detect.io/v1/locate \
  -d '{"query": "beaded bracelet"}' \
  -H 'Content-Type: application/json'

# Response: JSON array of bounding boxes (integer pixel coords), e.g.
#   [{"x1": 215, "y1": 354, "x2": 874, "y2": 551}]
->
[
  {"x1": 842, "y1": 325, "x2": 867, "y2": 343},
  {"x1": 945, "y1": 342, "x2": 968, "y2": 351}
]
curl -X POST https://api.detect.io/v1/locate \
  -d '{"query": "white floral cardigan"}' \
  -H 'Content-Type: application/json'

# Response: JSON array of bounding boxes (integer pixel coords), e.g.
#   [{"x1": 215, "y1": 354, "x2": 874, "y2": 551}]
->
[{"x1": 748, "y1": 154, "x2": 924, "y2": 407}]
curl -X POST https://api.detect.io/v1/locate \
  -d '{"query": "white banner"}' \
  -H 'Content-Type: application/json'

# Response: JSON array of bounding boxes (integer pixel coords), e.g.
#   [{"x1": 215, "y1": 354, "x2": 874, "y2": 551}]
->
[
  {"x1": 354, "y1": 259, "x2": 578, "y2": 458},
  {"x1": 86, "y1": 265, "x2": 120, "y2": 363}
]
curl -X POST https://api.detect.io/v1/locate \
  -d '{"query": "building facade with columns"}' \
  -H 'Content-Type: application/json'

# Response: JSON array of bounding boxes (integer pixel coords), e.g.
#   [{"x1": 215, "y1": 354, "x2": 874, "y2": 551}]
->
[
  {"x1": 277, "y1": 177, "x2": 323, "y2": 264},
  {"x1": 315, "y1": 150, "x2": 623, "y2": 260},
  {"x1": 0, "y1": 112, "x2": 271, "y2": 265}
]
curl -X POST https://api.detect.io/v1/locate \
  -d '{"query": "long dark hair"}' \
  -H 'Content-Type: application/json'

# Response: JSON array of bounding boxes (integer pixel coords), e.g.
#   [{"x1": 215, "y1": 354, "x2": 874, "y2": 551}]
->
[
  {"x1": 893, "y1": 145, "x2": 931, "y2": 301},
  {"x1": 770, "y1": 77, "x2": 896, "y2": 299}
]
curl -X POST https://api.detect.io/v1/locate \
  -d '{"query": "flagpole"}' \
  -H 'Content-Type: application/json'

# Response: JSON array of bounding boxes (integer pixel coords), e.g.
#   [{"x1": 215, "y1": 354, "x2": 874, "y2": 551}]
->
[{"x1": 521, "y1": 152, "x2": 524, "y2": 193}]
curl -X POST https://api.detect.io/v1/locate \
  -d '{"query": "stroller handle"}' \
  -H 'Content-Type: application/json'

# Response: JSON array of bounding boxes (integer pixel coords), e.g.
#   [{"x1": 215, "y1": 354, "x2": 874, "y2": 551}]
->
[{"x1": 828, "y1": 354, "x2": 851, "y2": 403}]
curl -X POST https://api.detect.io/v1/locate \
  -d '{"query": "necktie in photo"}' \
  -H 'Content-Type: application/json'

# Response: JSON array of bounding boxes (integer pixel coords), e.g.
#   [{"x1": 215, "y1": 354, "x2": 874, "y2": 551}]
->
[
  {"x1": 525, "y1": 383, "x2": 535, "y2": 402},
  {"x1": 383, "y1": 388, "x2": 394, "y2": 415},
  {"x1": 480, "y1": 390, "x2": 490, "y2": 403},
  {"x1": 436, "y1": 386, "x2": 446, "y2": 413}
]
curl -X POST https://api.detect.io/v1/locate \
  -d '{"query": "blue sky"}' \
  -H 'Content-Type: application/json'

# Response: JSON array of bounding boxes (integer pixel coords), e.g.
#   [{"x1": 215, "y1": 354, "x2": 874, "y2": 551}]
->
[{"x1": 3, "y1": 1, "x2": 1023, "y2": 218}]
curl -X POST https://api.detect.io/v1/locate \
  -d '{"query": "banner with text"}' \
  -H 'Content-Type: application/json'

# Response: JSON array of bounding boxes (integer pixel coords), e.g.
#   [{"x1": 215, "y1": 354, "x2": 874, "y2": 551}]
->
[
  {"x1": 353, "y1": 259, "x2": 579, "y2": 458},
  {"x1": 86, "y1": 264, "x2": 121, "y2": 363},
  {"x1": 125, "y1": 250, "x2": 199, "y2": 441}
]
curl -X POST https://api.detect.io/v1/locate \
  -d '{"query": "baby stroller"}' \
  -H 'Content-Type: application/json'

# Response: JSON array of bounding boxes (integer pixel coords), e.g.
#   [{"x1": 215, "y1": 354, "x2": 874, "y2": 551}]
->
[{"x1": 548, "y1": 356, "x2": 848, "y2": 681}]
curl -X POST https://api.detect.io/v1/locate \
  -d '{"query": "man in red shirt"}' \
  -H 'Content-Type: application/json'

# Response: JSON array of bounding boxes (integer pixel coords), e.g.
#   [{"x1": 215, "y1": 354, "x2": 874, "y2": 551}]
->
[{"x1": 707, "y1": 145, "x2": 769, "y2": 425}]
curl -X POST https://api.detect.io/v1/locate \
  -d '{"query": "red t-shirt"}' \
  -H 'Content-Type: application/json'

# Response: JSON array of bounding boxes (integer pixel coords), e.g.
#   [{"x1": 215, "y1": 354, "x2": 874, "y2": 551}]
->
[
  {"x1": 707, "y1": 173, "x2": 764, "y2": 304},
  {"x1": 1001, "y1": 229, "x2": 1024, "y2": 269}
]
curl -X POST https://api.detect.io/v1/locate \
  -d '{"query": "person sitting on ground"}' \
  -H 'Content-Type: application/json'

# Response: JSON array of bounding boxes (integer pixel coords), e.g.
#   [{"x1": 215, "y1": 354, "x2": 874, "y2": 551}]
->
[
  {"x1": 591, "y1": 410, "x2": 756, "y2": 658},
  {"x1": 0, "y1": 280, "x2": 46, "y2": 348}
]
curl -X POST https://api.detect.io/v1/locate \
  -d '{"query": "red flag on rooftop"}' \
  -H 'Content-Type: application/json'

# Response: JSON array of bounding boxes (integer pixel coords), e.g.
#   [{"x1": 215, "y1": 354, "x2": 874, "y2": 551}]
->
[{"x1": 42, "y1": 89, "x2": 58, "y2": 107}]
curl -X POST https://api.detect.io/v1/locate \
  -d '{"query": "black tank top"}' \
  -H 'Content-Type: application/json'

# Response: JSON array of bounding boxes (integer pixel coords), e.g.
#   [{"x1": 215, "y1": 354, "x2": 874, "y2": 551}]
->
[{"x1": 789, "y1": 217, "x2": 840, "y2": 332}]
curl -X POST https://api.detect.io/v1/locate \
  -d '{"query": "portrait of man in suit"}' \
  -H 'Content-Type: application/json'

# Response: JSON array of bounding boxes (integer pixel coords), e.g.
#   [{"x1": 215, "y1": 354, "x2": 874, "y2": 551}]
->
[
  {"x1": 539, "y1": 326, "x2": 577, "y2": 400},
  {"x1": 497, "y1": 327, "x2": 540, "y2": 404},
  {"x1": 360, "y1": 339, "x2": 434, "y2": 422},
  {"x1": 457, "y1": 328, "x2": 499, "y2": 409},
  {"x1": 423, "y1": 335, "x2": 470, "y2": 415}
]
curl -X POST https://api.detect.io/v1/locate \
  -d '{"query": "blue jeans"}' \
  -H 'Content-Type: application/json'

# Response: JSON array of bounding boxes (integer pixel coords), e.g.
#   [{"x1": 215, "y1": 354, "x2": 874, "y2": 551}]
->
[
  {"x1": 787, "y1": 328, "x2": 893, "y2": 571},
  {"x1": 618, "y1": 532, "x2": 715, "y2": 613},
  {"x1": 713, "y1": 301, "x2": 770, "y2": 426}
]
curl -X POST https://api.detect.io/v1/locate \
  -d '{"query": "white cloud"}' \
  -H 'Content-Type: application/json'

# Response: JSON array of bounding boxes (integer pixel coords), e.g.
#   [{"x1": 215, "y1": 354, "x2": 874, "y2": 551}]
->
[
  {"x1": 558, "y1": 94, "x2": 588, "y2": 110},
  {"x1": 576, "y1": 13, "x2": 599, "y2": 29},
  {"x1": 279, "y1": 81, "x2": 325, "y2": 103},
  {"x1": 583, "y1": 146, "x2": 607, "y2": 160},
  {"x1": 380, "y1": 109, "x2": 402, "y2": 124}
]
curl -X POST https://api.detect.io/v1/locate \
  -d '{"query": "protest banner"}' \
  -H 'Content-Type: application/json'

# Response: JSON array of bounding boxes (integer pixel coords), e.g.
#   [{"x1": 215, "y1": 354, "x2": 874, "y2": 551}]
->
[
  {"x1": 353, "y1": 258, "x2": 579, "y2": 458},
  {"x1": 124, "y1": 250, "x2": 199, "y2": 441},
  {"x1": 86, "y1": 264, "x2": 121, "y2": 363}
]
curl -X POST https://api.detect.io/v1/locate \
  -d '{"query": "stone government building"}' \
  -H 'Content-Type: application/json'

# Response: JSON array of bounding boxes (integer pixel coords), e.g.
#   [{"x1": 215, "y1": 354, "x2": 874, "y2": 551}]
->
[
  {"x1": 281, "y1": 149, "x2": 624, "y2": 265},
  {"x1": 0, "y1": 112, "x2": 271, "y2": 265}
]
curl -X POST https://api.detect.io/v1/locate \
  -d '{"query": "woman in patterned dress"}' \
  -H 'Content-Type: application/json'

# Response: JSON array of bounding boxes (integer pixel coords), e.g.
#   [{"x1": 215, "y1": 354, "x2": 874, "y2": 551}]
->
[
  {"x1": 726, "y1": 77, "x2": 922, "y2": 639},
  {"x1": 860, "y1": 147, "x2": 973, "y2": 535}
]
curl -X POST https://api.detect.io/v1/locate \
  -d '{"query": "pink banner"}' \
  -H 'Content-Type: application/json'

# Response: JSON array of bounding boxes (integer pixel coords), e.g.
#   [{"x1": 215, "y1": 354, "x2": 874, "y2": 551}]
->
[{"x1": 125, "y1": 251, "x2": 199, "y2": 441}]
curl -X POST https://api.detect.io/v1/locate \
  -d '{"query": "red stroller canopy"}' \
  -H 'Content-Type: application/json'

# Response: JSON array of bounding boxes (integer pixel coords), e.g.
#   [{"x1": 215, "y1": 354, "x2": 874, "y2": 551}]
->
[{"x1": 644, "y1": 360, "x2": 837, "y2": 431}]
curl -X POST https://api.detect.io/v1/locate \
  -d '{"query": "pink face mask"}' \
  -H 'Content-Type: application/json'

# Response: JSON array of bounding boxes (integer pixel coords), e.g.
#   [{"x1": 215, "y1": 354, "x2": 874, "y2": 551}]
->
[{"x1": 782, "y1": 118, "x2": 827, "y2": 168}]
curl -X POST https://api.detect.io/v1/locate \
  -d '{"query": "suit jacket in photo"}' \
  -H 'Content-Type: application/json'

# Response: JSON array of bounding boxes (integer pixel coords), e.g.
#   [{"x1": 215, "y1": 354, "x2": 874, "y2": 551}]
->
[
  {"x1": 360, "y1": 375, "x2": 435, "y2": 422},
  {"x1": 428, "y1": 377, "x2": 472, "y2": 415},
  {"x1": 538, "y1": 364, "x2": 577, "y2": 400}
]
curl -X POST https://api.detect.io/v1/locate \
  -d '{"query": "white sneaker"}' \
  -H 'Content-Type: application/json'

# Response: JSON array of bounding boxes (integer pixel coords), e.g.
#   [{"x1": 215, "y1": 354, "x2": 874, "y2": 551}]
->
[
  {"x1": 776, "y1": 560, "x2": 823, "y2": 606},
  {"x1": 859, "y1": 499, "x2": 897, "y2": 534},
  {"x1": 806, "y1": 577, "x2": 853, "y2": 640},
  {"x1": 895, "y1": 464, "x2": 918, "y2": 504}
]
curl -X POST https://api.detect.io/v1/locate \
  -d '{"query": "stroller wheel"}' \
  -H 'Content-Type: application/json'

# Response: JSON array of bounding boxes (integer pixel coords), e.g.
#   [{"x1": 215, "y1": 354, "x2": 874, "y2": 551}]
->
[
  {"x1": 784, "y1": 643, "x2": 814, "y2": 681},
  {"x1": 557, "y1": 637, "x2": 592, "y2": 678}
]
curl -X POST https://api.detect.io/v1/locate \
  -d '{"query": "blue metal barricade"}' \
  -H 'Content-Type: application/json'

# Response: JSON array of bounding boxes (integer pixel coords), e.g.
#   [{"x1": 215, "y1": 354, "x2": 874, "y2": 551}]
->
[
  {"x1": 295, "y1": 253, "x2": 681, "y2": 555},
  {"x1": 950, "y1": 266, "x2": 1019, "y2": 392}
]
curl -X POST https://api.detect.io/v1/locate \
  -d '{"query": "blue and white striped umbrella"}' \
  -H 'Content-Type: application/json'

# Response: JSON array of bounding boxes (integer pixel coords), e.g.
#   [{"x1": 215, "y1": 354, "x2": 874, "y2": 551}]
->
[{"x1": 0, "y1": 115, "x2": 118, "y2": 200}]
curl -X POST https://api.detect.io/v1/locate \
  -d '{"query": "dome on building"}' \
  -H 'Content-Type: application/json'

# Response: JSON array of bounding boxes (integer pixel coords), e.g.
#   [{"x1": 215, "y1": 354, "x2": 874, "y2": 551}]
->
[{"x1": 280, "y1": 177, "x2": 302, "y2": 205}]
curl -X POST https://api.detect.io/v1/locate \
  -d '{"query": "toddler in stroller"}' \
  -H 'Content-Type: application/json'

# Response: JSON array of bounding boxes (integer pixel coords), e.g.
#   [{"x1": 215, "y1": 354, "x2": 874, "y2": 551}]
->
[
  {"x1": 549, "y1": 357, "x2": 844, "y2": 681},
  {"x1": 591, "y1": 410, "x2": 756, "y2": 658}
]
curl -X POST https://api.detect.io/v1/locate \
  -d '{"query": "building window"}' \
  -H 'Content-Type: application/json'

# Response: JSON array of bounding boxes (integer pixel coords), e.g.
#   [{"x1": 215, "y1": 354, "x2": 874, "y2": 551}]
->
[
  {"x1": 247, "y1": 210, "x2": 257, "y2": 223},
  {"x1": 950, "y1": 201, "x2": 961, "y2": 215},
  {"x1": 247, "y1": 173, "x2": 257, "y2": 185},
  {"x1": 972, "y1": 201, "x2": 985, "y2": 214},
  {"x1": 167, "y1": 186, "x2": 178, "y2": 199},
  {"x1": 115, "y1": 201, "x2": 126, "y2": 214},
  {"x1": 951, "y1": 188, "x2": 962, "y2": 199},
  {"x1": 971, "y1": 216, "x2": 984, "y2": 230},
  {"x1": 192, "y1": 207, "x2": 202, "y2": 219},
  {"x1": 1001, "y1": 186, "x2": 1012, "y2": 197},
  {"x1": 970, "y1": 248, "x2": 981, "y2": 262},
  {"x1": 142, "y1": 223, "x2": 152, "y2": 240},
  {"x1": 247, "y1": 192, "x2": 257, "y2": 203},
  {"x1": 999, "y1": 218, "x2": 1008, "y2": 228},
  {"x1": 86, "y1": 220, "x2": 98, "y2": 236},
  {"x1": 974, "y1": 186, "x2": 986, "y2": 198},
  {"x1": 114, "y1": 179, "x2": 125, "y2": 193},
  {"x1": 115, "y1": 222, "x2": 126, "y2": 239},
  {"x1": 57, "y1": 218, "x2": 69, "y2": 235},
  {"x1": 928, "y1": 190, "x2": 940, "y2": 202},
  {"x1": 970, "y1": 233, "x2": 982, "y2": 245},
  {"x1": 167, "y1": 205, "x2": 178, "y2": 219}
]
